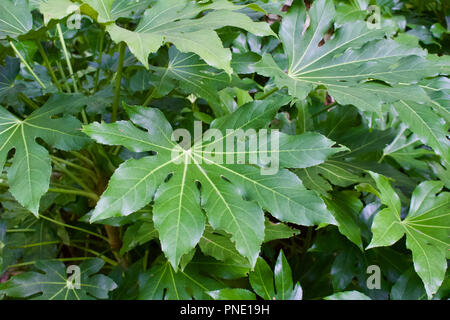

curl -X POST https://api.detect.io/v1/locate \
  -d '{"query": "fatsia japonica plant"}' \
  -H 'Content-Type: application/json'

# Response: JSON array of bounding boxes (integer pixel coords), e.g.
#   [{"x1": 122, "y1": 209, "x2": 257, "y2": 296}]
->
[{"x1": 0, "y1": 0, "x2": 448, "y2": 301}]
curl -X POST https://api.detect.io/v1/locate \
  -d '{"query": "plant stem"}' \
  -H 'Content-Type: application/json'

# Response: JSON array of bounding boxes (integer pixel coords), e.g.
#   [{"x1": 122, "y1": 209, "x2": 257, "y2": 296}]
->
[
  {"x1": 38, "y1": 214, "x2": 107, "y2": 241},
  {"x1": 104, "y1": 225, "x2": 126, "y2": 266},
  {"x1": 51, "y1": 159, "x2": 94, "y2": 194},
  {"x1": 18, "y1": 92, "x2": 39, "y2": 110},
  {"x1": 311, "y1": 102, "x2": 337, "y2": 118},
  {"x1": 112, "y1": 42, "x2": 126, "y2": 122},
  {"x1": 50, "y1": 155, "x2": 96, "y2": 178},
  {"x1": 112, "y1": 145, "x2": 122, "y2": 156},
  {"x1": 143, "y1": 87, "x2": 156, "y2": 106},
  {"x1": 94, "y1": 29, "x2": 105, "y2": 92},
  {"x1": 48, "y1": 187, "x2": 99, "y2": 201},
  {"x1": 258, "y1": 87, "x2": 278, "y2": 100},
  {"x1": 7, "y1": 257, "x2": 94, "y2": 269},
  {"x1": 69, "y1": 243, "x2": 118, "y2": 266},
  {"x1": 9, "y1": 41, "x2": 46, "y2": 89},
  {"x1": 10, "y1": 240, "x2": 61, "y2": 249},
  {"x1": 56, "y1": 23, "x2": 78, "y2": 93},
  {"x1": 6, "y1": 228, "x2": 36, "y2": 233},
  {"x1": 36, "y1": 40, "x2": 62, "y2": 92},
  {"x1": 55, "y1": 60, "x2": 72, "y2": 93},
  {"x1": 69, "y1": 151, "x2": 95, "y2": 168}
]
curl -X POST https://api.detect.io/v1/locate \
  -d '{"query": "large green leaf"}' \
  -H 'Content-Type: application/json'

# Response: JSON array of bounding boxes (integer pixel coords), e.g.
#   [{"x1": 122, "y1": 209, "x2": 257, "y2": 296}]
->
[
  {"x1": 0, "y1": 94, "x2": 90, "y2": 215},
  {"x1": 254, "y1": 0, "x2": 440, "y2": 113},
  {"x1": 83, "y1": 101, "x2": 343, "y2": 269},
  {"x1": 367, "y1": 172, "x2": 449, "y2": 298},
  {"x1": 0, "y1": 259, "x2": 117, "y2": 300},
  {"x1": 0, "y1": 0, "x2": 33, "y2": 39},
  {"x1": 92, "y1": 0, "x2": 275, "y2": 72}
]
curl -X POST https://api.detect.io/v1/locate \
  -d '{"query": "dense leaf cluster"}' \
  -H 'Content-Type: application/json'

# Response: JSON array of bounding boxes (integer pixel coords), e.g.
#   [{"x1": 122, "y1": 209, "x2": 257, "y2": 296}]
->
[{"x1": 0, "y1": 0, "x2": 448, "y2": 300}]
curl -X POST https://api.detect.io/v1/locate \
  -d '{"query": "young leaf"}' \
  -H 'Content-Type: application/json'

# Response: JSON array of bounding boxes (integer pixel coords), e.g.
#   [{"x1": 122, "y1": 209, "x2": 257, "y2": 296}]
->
[{"x1": 367, "y1": 173, "x2": 449, "y2": 298}]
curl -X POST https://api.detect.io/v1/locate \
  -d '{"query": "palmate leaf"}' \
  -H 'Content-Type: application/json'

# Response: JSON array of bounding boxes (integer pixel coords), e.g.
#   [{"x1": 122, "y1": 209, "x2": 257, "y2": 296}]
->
[
  {"x1": 82, "y1": 0, "x2": 275, "y2": 72},
  {"x1": 0, "y1": 94, "x2": 90, "y2": 215},
  {"x1": 254, "y1": 0, "x2": 441, "y2": 113},
  {"x1": 367, "y1": 172, "x2": 450, "y2": 298},
  {"x1": 83, "y1": 99, "x2": 344, "y2": 269},
  {"x1": 0, "y1": 0, "x2": 33, "y2": 39},
  {"x1": 0, "y1": 259, "x2": 117, "y2": 300}
]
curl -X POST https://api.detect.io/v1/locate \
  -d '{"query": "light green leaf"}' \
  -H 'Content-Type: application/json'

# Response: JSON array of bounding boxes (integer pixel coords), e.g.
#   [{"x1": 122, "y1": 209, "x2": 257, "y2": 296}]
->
[
  {"x1": 199, "y1": 226, "x2": 251, "y2": 266},
  {"x1": 39, "y1": 0, "x2": 80, "y2": 25},
  {"x1": 98, "y1": 0, "x2": 275, "y2": 72},
  {"x1": 324, "y1": 290, "x2": 371, "y2": 300},
  {"x1": 0, "y1": 0, "x2": 33, "y2": 39},
  {"x1": 208, "y1": 288, "x2": 256, "y2": 300},
  {"x1": 264, "y1": 220, "x2": 300, "y2": 243},
  {"x1": 367, "y1": 173, "x2": 450, "y2": 298}
]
